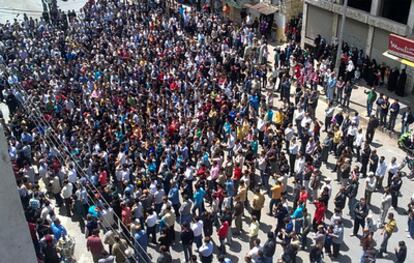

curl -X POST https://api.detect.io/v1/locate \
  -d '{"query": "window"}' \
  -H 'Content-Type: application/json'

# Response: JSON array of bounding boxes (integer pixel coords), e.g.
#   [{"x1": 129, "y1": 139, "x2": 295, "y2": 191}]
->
[
  {"x1": 381, "y1": 0, "x2": 411, "y2": 24},
  {"x1": 348, "y1": 0, "x2": 372, "y2": 12}
]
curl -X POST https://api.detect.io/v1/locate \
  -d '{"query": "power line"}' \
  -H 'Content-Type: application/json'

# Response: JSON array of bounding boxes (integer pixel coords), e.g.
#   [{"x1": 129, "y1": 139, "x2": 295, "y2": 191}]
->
[{"x1": 0, "y1": 63, "x2": 151, "y2": 263}]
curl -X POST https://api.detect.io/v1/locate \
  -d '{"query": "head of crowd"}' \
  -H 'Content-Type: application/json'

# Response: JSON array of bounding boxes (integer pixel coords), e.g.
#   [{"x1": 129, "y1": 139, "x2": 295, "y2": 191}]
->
[{"x1": 1, "y1": 0, "x2": 414, "y2": 263}]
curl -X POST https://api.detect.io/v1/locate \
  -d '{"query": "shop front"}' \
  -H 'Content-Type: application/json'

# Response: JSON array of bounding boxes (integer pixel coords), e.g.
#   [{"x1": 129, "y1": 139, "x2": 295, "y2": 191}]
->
[{"x1": 383, "y1": 34, "x2": 414, "y2": 94}]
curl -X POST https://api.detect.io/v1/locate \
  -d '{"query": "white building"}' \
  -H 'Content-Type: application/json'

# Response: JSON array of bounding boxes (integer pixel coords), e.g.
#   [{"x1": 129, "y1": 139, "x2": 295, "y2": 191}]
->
[{"x1": 301, "y1": 0, "x2": 414, "y2": 94}]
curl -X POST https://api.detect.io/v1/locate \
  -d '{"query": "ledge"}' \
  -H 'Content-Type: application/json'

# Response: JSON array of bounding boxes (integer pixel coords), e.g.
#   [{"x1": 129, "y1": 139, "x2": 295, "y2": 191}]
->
[{"x1": 305, "y1": 0, "x2": 408, "y2": 35}]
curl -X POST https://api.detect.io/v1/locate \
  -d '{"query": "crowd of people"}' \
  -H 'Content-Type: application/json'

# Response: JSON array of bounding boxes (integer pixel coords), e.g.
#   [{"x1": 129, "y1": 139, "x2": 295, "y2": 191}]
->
[{"x1": 0, "y1": 0, "x2": 413, "y2": 263}]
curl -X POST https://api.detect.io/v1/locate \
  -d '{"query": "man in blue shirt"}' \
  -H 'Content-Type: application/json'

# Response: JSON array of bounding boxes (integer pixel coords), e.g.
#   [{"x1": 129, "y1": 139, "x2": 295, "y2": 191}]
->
[
  {"x1": 387, "y1": 99, "x2": 400, "y2": 131},
  {"x1": 51, "y1": 219, "x2": 67, "y2": 241},
  {"x1": 168, "y1": 181, "x2": 181, "y2": 217},
  {"x1": 224, "y1": 178, "x2": 235, "y2": 197},
  {"x1": 134, "y1": 224, "x2": 149, "y2": 262},
  {"x1": 192, "y1": 184, "x2": 206, "y2": 216}
]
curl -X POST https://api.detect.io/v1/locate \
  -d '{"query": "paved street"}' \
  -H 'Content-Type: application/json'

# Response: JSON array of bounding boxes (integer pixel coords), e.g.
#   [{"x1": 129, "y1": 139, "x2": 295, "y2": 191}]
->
[
  {"x1": 0, "y1": 2, "x2": 413, "y2": 262},
  {"x1": 159, "y1": 86, "x2": 414, "y2": 263},
  {"x1": 2, "y1": 40, "x2": 414, "y2": 262}
]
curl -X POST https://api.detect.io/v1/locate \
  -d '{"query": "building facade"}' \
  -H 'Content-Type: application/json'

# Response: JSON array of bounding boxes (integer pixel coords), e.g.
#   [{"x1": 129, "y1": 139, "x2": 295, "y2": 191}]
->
[{"x1": 301, "y1": 0, "x2": 414, "y2": 94}]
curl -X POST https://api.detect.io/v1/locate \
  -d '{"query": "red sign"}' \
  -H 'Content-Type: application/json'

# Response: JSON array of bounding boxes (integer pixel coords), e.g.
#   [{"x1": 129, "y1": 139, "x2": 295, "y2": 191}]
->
[{"x1": 388, "y1": 34, "x2": 414, "y2": 62}]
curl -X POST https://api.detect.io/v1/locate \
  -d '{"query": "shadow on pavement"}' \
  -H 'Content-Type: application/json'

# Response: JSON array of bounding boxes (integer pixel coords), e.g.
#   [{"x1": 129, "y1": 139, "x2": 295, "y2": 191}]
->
[
  {"x1": 229, "y1": 240, "x2": 241, "y2": 252},
  {"x1": 341, "y1": 241, "x2": 350, "y2": 252},
  {"x1": 331, "y1": 254, "x2": 352, "y2": 262},
  {"x1": 369, "y1": 204, "x2": 380, "y2": 214},
  {"x1": 342, "y1": 218, "x2": 353, "y2": 229}
]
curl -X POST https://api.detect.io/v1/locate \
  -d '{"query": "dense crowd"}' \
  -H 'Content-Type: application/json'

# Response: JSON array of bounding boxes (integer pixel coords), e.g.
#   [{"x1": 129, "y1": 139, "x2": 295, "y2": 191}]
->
[{"x1": 0, "y1": 0, "x2": 413, "y2": 263}]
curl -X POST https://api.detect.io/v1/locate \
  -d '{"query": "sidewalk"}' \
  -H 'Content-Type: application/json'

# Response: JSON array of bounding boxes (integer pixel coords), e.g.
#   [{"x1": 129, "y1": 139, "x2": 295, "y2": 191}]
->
[
  {"x1": 329, "y1": 80, "x2": 413, "y2": 138},
  {"x1": 266, "y1": 42, "x2": 413, "y2": 139}
]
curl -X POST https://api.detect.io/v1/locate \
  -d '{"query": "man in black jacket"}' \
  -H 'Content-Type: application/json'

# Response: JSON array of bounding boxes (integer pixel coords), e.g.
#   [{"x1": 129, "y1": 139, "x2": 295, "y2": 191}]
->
[
  {"x1": 180, "y1": 223, "x2": 194, "y2": 262},
  {"x1": 334, "y1": 187, "x2": 347, "y2": 213},
  {"x1": 390, "y1": 174, "x2": 402, "y2": 209},
  {"x1": 262, "y1": 232, "x2": 276, "y2": 263},
  {"x1": 360, "y1": 143, "x2": 371, "y2": 177},
  {"x1": 346, "y1": 176, "x2": 359, "y2": 219},
  {"x1": 351, "y1": 197, "x2": 368, "y2": 237},
  {"x1": 395, "y1": 241, "x2": 407, "y2": 263},
  {"x1": 366, "y1": 116, "x2": 380, "y2": 143}
]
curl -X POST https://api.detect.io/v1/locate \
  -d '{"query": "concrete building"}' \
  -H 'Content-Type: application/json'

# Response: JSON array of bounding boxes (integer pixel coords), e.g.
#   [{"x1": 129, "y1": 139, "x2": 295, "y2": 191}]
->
[
  {"x1": 0, "y1": 124, "x2": 37, "y2": 263},
  {"x1": 223, "y1": 0, "x2": 303, "y2": 42},
  {"x1": 301, "y1": 0, "x2": 414, "y2": 94}
]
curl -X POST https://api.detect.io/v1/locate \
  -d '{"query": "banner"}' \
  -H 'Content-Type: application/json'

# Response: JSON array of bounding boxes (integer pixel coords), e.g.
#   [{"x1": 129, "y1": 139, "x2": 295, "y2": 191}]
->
[{"x1": 388, "y1": 34, "x2": 414, "y2": 62}]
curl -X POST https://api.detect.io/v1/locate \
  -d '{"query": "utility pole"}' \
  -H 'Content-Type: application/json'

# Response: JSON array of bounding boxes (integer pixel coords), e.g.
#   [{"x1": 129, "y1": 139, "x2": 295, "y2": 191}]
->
[{"x1": 334, "y1": 0, "x2": 348, "y2": 74}]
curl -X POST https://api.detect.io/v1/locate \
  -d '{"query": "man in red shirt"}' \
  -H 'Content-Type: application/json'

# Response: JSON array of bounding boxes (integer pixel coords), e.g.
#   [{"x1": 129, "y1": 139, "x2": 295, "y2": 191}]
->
[
  {"x1": 217, "y1": 220, "x2": 229, "y2": 256},
  {"x1": 312, "y1": 198, "x2": 326, "y2": 232},
  {"x1": 86, "y1": 229, "x2": 105, "y2": 263}
]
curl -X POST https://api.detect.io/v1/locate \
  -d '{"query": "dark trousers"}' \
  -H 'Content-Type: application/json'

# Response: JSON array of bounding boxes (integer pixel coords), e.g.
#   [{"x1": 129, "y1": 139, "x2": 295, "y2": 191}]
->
[
  {"x1": 219, "y1": 237, "x2": 226, "y2": 255},
  {"x1": 147, "y1": 225, "x2": 157, "y2": 243},
  {"x1": 251, "y1": 209, "x2": 262, "y2": 222},
  {"x1": 54, "y1": 193, "x2": 63, "y2": 207},
  {"x1": 324, "y1": 116, "x2": 331, "y2": 131},
  {"x1": 167, "y1": 225, "x2": 175, "y2": 244},
  {"x1": 391, "y1": 191, "x2": 399, "y2": 208},
  {"x1": 366, "y1": 129, "x2": 375, "y2": 143},
  {"x1": 301, "y1": 232, "x2": 309, "y2": 249},
  {"x1": 289, "y1": 154, "x2": 296, "y2": 175},
  {"x1": 269, "y1": 198, "x2": 280, "y2": 215},
  {"x1": 387, "y1": 172, "x2": 394, "y2": 187},
  {"x1": 64, "y1": 198, "x2": 72, "y2": 217},
  {"x1": 332, "y1": 242, "x2": 341, "y2": 257},
  {"x1": 173, "y1": 204, "x2": 180, "y2": 218},
  {"x1": 353, "y1": 217, "x2": 365, "y2": 235},
  {"x1": 361, "y1": 159, "x2": 369, "y2": 177},
  {"x1": 201, "y1": 255, "x2": 213, "y2": 263}
]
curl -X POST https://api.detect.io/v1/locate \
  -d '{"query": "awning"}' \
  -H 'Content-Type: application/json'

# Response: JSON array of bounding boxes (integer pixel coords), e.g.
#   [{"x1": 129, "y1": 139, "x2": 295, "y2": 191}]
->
[
  {"x1": 248, "y1": 2, "x2": 278, "y2": 15},
  {"x1": 383, "y1": 51, "x2": 414, "y2": 68},
  {"x1": 224, "y1": 0, "x2": 243, "y2": 9}
]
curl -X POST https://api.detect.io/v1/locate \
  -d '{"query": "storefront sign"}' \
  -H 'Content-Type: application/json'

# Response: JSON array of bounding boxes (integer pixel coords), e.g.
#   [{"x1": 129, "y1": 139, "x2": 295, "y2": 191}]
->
[{"x1": 388, "y1": 34, "x2": 414, "y2": 62}]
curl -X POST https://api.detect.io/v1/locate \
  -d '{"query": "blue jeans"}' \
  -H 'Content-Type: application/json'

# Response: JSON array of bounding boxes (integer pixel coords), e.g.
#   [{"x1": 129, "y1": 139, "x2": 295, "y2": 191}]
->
[
  {"x1": 348, "y1": 197, "x2": 357, "y2": 219},
  {"x1": 194, "y1": 235, "x2": 202, "y2": 248},
  {"x1": 183, "y1": 244, "x2": 192, "y2": 262},
  {"x1": 408, "y1": 217, "x2": 414, "y2": 237},
  {"x1": 180, "y1": 214, "x2": 192, "y2": 225},
  {"x1": 401, "y1": 121, "x2": 411, "y2": 134},
  {"x1": 367, "y1": 101, "x2": 373, "y2": 116},
  {"x1": 263, "y1": 256, "x2": 273, "y2": 263},
  {"x1": 192, "y1": 202, "x2": 204, "y2": 216}
]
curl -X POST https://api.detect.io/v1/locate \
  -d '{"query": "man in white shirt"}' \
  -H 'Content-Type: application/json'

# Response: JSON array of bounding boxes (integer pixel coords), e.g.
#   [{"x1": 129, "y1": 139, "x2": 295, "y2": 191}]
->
[
  {"x1": 301, "y1": 112, "x2": 312, "y2": 132},
  {"x1": 375, "y1": 156, "x2": 387, "y2": 190},
  {"x1": 294, "y1": 106, "x2": 305, "y2": 135},
  {"x1": 380, "y1": 188, "x2": 392, "y2": 226},
  {"x1": 387, "y1": 157, "x2": 399, "y2": 187},
  {"x1": 61, "y1": 180, "x2": 73, "y2": 217},
  {"x1": 146, "y1": 209, "x2": 158, "y2": 243},
  {"x1": 324, "y1": 102, "x2": 335, "y2": 132},
  {"x1": 67, "y1": 163, "x2": 77, "y2": 184},
  {"x1": 354, "y1": 129, "x2": 364, "y2": 161},
  {"x1": 101, "y1": 206, "x2": 116, "y2": 230},
  {"x1": 295, "y1": 153, "x2": 306, "y2": 177},
  {"x1": 198, "y1": 237, "x2": 214, "y2": 262},
  {"x1": 364, "y1": 172, "x2": 377, "y2": 206},
  {"x1": 284, "y1": 123, "x2": 294, "y2": 152},
  {"x1": 247, "y1": 238, "x2": 263, "y2": 262},
  {"x1": 191, "y1": 216, "x2": 204, "y2": 248},
  {"x1": 346, "y1": 124, "x2": 358, "y2": 151}
]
